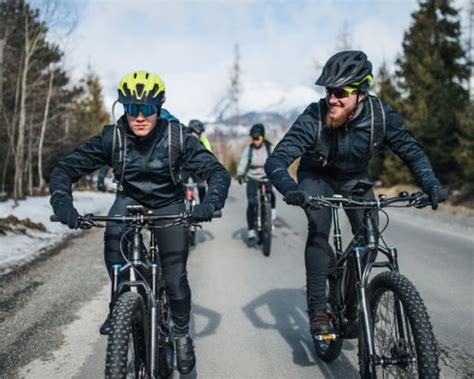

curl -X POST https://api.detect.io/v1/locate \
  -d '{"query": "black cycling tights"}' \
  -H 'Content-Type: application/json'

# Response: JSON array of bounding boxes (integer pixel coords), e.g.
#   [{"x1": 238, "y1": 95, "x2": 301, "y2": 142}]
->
[
  {"x1": 246, "y1": 178, "x2": 276, "y2": 230},
  {"x1": 299, "y1": 173, "x2": 377, "y2": 313},
  {"x1": 104, "y1": 195, "x2": 190, "y2": 336}
]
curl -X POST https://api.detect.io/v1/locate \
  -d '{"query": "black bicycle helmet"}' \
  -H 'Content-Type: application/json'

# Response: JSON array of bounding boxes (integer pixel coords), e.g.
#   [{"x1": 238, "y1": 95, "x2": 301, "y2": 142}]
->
[
  {"x1": 188, "y1": 119, "x2": 205, "y2": 135},
  {"x1": 250, "y1": 123, "x2": 265, "y2": 138},
  {"x1": 315, "y1": 50, "x2": 373, "y2": 90}
]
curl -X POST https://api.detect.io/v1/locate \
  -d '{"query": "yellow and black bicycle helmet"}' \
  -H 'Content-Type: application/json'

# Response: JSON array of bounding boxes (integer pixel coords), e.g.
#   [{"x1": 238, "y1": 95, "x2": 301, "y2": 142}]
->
[{"x1": 117, "y1": 71, "x2": 166, "y2": 105}]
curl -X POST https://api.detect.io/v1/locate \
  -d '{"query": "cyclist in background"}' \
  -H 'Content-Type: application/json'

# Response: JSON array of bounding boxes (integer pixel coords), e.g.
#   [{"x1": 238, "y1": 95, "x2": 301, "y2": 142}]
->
[
  {"x1": 265, "y1": 50, "x2": 446, "y2": 339},
  {"x1": 49, "y1": 71, "x2": 231, "y2": 375},
  {"x1": 182, "y1": 119, "x2": 213, "y2": 203},
  {"x1": 236, "y1": 123, "x2": 276, "y2": 242}
]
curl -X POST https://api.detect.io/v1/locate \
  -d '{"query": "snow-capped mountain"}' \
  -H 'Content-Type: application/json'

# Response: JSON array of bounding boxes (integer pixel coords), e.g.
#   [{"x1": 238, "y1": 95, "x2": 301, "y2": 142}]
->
[{"x1": 211, "y1": 81, "x2": 320, "y2": 125}]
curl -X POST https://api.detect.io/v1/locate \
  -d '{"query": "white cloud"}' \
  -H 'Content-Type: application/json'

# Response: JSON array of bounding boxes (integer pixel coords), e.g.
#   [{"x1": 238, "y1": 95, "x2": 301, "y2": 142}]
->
[{"x1": 56, "y1": 0, "x2": 429, "y2": 122}]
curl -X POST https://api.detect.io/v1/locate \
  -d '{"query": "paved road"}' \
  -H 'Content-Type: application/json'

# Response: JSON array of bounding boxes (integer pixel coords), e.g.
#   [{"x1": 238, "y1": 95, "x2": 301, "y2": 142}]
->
[{"x1": 0, "y1": 185, "x2": 472, "y2": 378}]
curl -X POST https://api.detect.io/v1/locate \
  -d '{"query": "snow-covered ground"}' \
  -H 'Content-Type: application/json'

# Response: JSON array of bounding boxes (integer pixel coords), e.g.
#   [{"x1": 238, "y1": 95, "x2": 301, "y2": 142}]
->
[{"x1": 0, "y1": 191, "x2": 115, "y2": 276}]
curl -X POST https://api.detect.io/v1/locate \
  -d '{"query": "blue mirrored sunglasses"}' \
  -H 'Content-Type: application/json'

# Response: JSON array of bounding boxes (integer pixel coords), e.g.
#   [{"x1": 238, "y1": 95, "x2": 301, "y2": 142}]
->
[{"x1": 123, "y1": 104, "x2": 158, "y2": 117}]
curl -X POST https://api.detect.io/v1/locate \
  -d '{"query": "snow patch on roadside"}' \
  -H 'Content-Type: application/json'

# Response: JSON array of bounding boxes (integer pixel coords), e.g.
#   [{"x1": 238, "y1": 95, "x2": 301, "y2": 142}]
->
[{"x1": 0, "y1": 192, "x2": 115, "y2": 275}]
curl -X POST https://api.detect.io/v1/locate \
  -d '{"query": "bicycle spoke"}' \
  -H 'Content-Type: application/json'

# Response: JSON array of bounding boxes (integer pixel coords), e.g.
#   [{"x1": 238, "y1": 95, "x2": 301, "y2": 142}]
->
[{"x1": 373, "y1": 289, "x2": 419, "y2": 378}]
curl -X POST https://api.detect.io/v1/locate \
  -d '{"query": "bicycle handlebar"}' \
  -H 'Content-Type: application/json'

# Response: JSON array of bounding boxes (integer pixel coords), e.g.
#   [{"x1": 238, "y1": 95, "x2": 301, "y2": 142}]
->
[
  {"x1": 307, "y1": 192, "x2": 431, "y2": 209},
  {"x1": 50, "y1": 210, "x2": 222, "y2": 224}
]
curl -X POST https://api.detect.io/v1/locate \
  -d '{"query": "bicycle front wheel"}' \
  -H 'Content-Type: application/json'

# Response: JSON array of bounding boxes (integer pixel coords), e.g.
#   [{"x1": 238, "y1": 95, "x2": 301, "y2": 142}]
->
[
  {"x1": 367, "y1": 271, "x2": 439, "y2": 378},
  {"x1": 105, "y1": 292, "x2": 148, "y2": 379},
  {"x1": 260, "y1": 200, "x2": 272, "y2": 257}
]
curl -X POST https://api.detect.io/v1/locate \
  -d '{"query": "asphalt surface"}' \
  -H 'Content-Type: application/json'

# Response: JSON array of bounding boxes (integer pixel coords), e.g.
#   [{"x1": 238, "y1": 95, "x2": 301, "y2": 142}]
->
[{"x1": 0, "y1": 185, "x2": 472, "y2": 378}]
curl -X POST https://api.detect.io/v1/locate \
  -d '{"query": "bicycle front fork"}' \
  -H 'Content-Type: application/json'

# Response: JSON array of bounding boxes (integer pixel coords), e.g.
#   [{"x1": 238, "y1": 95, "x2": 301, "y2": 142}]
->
[{"x1": 354, "y1": 246, "x2": 377, "y2": 377}]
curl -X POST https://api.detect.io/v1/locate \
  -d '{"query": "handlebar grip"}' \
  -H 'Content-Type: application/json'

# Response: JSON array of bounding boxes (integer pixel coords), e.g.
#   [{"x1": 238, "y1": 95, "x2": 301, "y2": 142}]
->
[
  {"x1": 50, "y1": 215, "x2": 59, "y2": 222},
  {"x1": 212, "y1": 210, "x2": 222, "y2": 218}
]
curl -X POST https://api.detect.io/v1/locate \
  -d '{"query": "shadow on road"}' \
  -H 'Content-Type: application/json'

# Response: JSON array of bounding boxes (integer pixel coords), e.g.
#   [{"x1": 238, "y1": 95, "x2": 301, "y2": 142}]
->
[
  {"x1": 189, "y1": 302, "x2": 222, "y2": 338},
  {"x1": 242, "y1": 288, "x2": 358, "y2": 377},
  {"x1": 196, "y1": 230, "x2": 215, "y2": 244}
]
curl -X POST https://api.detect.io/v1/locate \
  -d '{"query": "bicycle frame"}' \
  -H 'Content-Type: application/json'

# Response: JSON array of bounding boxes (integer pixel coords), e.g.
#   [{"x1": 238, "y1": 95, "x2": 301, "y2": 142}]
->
[
  {"x1": 110, "y1": 222, "x2": 164, "y2": 377},
  {"x1": 255, "y1": 180, "x2": 271, "y2": 232},
  {"x1": 330, "y1": 200, "x2": 411, "y2": 374}
]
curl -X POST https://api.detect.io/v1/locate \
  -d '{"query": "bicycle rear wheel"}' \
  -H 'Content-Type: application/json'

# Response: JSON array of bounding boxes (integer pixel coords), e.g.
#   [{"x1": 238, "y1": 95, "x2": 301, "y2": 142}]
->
[
  {"x1": 105, "y1": 291, "x2": 148, "y2": 379},
  {"x1": 367, "y1": 271, "x2": 439, "y2": 378},
  {"x1": 260, "y1": 200, "x2": 272, "y2": 256}
]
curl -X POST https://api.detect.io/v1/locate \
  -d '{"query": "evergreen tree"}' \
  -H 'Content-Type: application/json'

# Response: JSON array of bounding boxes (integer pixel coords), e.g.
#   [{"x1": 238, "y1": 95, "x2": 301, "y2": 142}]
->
[
  {"x1": 370, "y1": 63, "x2": 413, "y2": 185},
  {"x1": 396, "y1": 0, "x2": 470, "y2": 186}
]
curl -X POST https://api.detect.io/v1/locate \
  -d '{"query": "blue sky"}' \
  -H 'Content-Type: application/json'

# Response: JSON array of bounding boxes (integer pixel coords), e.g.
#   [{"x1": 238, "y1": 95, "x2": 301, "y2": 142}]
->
[{"x1": 47, "y1": 0, "x2": 470, "y2": 122}]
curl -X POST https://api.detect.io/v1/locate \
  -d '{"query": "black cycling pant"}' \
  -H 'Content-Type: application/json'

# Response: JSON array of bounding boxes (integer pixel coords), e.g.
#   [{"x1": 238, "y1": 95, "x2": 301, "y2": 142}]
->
[
  {"x1": 298, "y1": 172, "x2": 377, "y2": 313},
  {"x1": 246, "y1": 177, "x2": 276, "y2": 230},
  {"x1": 104, "y1": 194, "x2": 191, "y2": 335},
  {"x1": 182, "y1": 171, "x2": 206, "y2": 203}
]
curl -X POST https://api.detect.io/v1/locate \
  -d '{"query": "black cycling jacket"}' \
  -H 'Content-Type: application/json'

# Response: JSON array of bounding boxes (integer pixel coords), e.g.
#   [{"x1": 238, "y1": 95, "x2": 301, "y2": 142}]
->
[
  {"x1": 265, "y1": 97, "x2": 440, "y2": 196},
  {"x1": 49, "y1": 116, "x2": 230, "y2": 210}
]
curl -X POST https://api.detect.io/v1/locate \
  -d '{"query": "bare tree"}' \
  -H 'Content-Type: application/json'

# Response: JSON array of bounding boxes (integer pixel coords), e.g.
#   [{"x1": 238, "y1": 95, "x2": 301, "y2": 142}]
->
[
  {"x1": 336, "y1": 20, "x2": 352, "y2": 51},
  {"x1": 37, "y1": 68, "x2": 54, "y2": 192},
  {"x1": 228, "y1": 43, "x2": 242, "y2": 131},
  {"x1": 13, "y1": 6, "x2": 44, "y2": 199}
]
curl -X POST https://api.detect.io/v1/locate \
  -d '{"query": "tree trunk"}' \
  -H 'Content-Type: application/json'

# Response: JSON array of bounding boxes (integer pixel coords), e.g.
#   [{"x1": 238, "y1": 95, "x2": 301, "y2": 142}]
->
[
  {"x1": 27, "y1": 116, "x2": 33, "y2": 196},
  {"x1": 13, "y1": 9, "x2": 42, "y2": 200},
  {"x1": 37, "y1": 69, "x2": 54, "y2": 192}
]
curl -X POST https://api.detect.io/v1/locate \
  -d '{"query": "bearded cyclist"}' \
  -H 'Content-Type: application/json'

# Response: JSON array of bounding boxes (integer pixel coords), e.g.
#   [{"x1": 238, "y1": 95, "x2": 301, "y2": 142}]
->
[
  {"x1": 182, "y1": 119, "x2": 213, "y2": 203},
  {"x1": 236, "y1": 123, "x2": 276, "y2": 242},
  {"x1": 265, "y1": 51, "x2": 446, "y2": 339},
  {"x1": 49, "y1": 71, "x2": 230, "y2": 375}
]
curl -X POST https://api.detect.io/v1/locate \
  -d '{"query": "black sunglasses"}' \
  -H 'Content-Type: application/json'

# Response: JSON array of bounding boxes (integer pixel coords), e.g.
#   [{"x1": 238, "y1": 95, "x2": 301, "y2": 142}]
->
[{"x1": 325, "y1": 86, "x2": 358, "y2": 99}]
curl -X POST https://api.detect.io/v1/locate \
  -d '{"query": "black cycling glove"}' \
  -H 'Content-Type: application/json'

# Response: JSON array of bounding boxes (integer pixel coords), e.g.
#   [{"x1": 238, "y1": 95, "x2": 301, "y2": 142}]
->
[
  {"x1": 191, "y1": 202, "x2": 216, "y2": 222},
  {"x1": 50, "y1": 192, "x2": 79, "y2": 229},
  {"x1": 285, "y1": 190, "x2": 310, "y2": 208},
  {"x1": 427, "y1": 185, "x2": 447, "y2": 210}
]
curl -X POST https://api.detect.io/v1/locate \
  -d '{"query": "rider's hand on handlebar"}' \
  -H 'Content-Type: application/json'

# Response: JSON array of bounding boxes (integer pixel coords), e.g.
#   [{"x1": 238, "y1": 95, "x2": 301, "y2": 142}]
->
[
  {"x1": 191, "y1": 202, "x2": 216, "y2": 222},
  {"x1": 427, "y1": 185, "x2": 447, "y2": 210},
  {"x1": 54, "y1": 205, "x2": 80, "y2": 229},
  {"x1": 285, "y1": 190, "x2": 310, "y2": 208}
]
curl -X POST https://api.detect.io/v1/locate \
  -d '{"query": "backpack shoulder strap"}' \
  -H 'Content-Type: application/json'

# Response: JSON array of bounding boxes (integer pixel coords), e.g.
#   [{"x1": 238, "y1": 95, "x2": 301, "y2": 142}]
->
[
  {"x1": 168, "y1": 121, "x2": 184, "y2": 185},
  {"x1": 368, "y1": 95, "x2": 386, "y2": 156},
  {"x1": 264, "y1": 140, "x2": 271, "y2": 157},
  {"x1": 110, "y1": 121, "x2": 127, "y2": 190},
  {"x1": 308, "y1": 99, "x2": 331, "y2": 166},
  {"x1": 246, "y1": 143, "x2": 254, "y2": 174}
]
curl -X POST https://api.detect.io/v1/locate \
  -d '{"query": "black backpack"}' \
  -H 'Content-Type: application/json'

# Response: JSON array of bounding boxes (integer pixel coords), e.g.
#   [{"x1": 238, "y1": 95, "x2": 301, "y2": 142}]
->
[
  {"x1": 110, "y1": 119, "x2": 184, "y2": 190},
  {"x1": 310, "y1": 95, "x2": 386, "y2": 166}
]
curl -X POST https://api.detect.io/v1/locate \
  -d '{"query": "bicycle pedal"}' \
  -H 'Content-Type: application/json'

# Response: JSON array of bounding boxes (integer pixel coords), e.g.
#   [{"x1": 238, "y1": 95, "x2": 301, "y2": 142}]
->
[{"x1": 314, "y1": 333, "x2": 337, "y2": 341}]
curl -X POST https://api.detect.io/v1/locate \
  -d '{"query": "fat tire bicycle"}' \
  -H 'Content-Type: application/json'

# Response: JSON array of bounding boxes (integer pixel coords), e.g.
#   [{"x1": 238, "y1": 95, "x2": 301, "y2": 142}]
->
[
  {"x1": 305, "y1": 184, "x2": 441, "y2": 378},
  {"x1": 52, "y1": 206, "x2": 220, "y2": 378},
  {"x1": 242, "y1": 178, "x2": 273, "y2": 256}
]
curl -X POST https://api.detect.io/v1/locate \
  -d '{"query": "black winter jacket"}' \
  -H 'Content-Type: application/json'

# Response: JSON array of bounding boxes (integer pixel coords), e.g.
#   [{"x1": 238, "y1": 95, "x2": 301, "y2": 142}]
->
[
  {"x1": 265, "y1": 97, "x2": 440, "y2": 196},
  {"x1": 49, "y1": 116, "x2": 230, "y2": 210}
]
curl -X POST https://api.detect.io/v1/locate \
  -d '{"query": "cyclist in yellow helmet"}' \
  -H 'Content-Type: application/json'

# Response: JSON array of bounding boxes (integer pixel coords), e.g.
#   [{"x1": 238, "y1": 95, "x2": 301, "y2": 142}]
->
[{"x1": 49, "y1": 70, "x2": 231, "y2": 375}]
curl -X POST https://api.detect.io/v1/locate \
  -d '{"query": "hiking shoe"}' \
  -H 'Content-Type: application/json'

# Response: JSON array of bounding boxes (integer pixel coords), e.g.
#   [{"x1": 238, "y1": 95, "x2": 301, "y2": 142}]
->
[
  {"x1": 175, "y1": 335, "x2": 196, "y2": 375},
  {"x1": 247, "y1": 229, "x2": 257, "y2": 240},
  {"x1": 310, "y1": 312, "x2": 334, "y2": 336},
  {"x1": 99, "y1": 317, "x2": 112, "y2": 335}
]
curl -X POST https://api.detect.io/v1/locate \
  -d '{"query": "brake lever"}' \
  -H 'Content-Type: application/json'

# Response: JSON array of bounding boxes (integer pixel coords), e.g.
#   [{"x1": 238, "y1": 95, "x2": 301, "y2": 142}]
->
[
  {"x1": 410, "y1": 192, "x2": 429, "y2": 209},
  {"x1": 78, "y1": 214, "x2": 103, "y2": 229}
]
